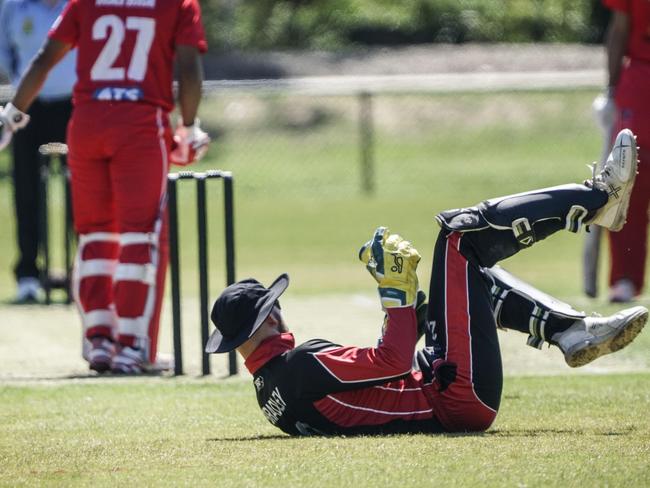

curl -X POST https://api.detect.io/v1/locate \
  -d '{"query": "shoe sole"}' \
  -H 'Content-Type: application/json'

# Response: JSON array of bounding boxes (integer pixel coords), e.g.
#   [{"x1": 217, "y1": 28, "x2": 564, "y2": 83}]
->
[
  {"x1": 89, "y1": 358, "x2": 111, "y2": 374},
  {"x1": 88, "y1": 349, "x2": 112, "y2": 374},
  {"x1": 110, "y1": 367, "x2": 143, "y2": 375},
  {"x1": 608, "y1": 130, "x2": 638, "y2": 232},
  {"x1": 565, "y1": 308, "x2": 648, "y2": 367},
  {"x1": 111, "y1": 361, "x2": 170, "y2": 375}
]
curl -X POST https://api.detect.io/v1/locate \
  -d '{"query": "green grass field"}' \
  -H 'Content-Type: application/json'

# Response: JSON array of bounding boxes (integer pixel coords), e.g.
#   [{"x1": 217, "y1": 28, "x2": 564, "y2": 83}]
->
[
  {"x1": 1, "y1": 375, "x2": 649, "y2": 486},
  {"x1": 1, "y1": 89, "x2": 649, "y2": 486}
]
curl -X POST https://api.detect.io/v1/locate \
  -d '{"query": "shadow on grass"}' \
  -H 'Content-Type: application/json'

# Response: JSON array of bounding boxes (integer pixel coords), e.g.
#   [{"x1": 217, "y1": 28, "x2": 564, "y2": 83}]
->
[
  {"x1": 0, "y1": 371, "x2": 173, "y2": 382},
  {"x1": 207, "y1": 434, "x2": 290, "y2": 442},
  {"x1": 487, "y1": 427, "x2": 633, "y2": 437},
  {"x1": 208, "y1": 427, "x2": 634, "y2": 442},
  {"x1": 208, "y1": 431, "x2": 490, "y2": 442}
]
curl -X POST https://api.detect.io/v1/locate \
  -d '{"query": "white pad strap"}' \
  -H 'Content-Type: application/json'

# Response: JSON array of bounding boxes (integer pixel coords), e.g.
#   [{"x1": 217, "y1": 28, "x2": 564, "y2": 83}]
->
[
  {"x1": 78, "y1": 232, "x2": 120, "y2": 246},
  {"x1": 527, "y1": 306, "x2": 551, "y2": 349},
  {"x1": 120, "y1": 232, "x2": 157, "y2": 246},
  {"x1": 512, "y1": 217, "x2": 534, "y2": 247},
  {"x1": 490, "y1": 284, "x2": 509, "y2": 330},
  {"x1": 118, "y1": 317, "x2": 148, "y2": 337},
  {"x1": 83, "y1": 309, "x2": 115, "y2": 329},
  {"x1": 565, "y1": 205, "x2": 588, "y2": 233},
  {"x1": 77, "y1": 259, "x2": 117, "y2": 278},
  {"x1": 114, "y1": 263, "x2": 157, "y2": 285}
]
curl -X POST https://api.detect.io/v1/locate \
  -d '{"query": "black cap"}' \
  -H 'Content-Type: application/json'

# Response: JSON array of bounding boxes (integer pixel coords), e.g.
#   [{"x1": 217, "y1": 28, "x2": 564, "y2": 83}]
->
[{"x1": 205, "y1": 273, "x2": 289, "y2": 353}]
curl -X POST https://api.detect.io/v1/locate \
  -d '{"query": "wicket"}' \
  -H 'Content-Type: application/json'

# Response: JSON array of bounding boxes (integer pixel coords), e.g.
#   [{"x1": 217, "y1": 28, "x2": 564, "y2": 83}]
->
[
  {"x1": 167, "y1": 170, "x2": 237, "y2": 376},
  {"x1": 38, "y1": 143, "x2": 74, "y2": 305}
]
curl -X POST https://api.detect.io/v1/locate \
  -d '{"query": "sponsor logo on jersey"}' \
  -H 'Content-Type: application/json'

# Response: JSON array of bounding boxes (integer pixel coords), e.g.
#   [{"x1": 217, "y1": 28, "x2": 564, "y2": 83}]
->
[
  {"x1": 254, "y1": 376, "x2": 264, "y2": 392},
  {"x1": 93, "y1": 87, "x2": 144, "y2": 101},
  {"x1": 96, "y1": 0, "x2": 155, "y2": 8},
  {"x1": 261, "y1": 387, "x2": 286, "y2": 425}
]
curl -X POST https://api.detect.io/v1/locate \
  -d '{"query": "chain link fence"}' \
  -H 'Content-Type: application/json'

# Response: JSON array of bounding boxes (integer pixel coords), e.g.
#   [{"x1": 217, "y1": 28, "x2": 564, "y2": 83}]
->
[
  {"x1": 0, "y1": 71, "x2": 605, "y2": 199},
  {"x1": 193, "y1": 71, "x2": 604, "y2": 201}
]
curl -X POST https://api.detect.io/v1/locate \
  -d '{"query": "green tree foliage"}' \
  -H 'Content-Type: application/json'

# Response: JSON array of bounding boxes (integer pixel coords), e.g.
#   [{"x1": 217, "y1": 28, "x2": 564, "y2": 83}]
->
[{"x1": 200, "y1": 0, "x2": 609, "y2": 51}]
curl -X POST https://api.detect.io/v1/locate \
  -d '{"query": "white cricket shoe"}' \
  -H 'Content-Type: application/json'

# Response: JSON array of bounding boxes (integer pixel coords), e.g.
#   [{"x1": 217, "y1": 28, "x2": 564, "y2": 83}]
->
[
  {"x1": 588, "y1": 128, "x2": 639, "y2": 232},
  {"x1": 552, "y1": 306, "x2": 648, "y2": 368},
  {"x1": 111, "y1": 345, "x2": 147, "y2": 374},
  {"x1": 111, "y1": 346, "x2": 173, "y2": 374},
  {"x1": 609, "y1": 279, "x2": 637, "y2": 303},
  {"x1": 13, "y1": 277, "x2": 41, "y2": 304},
  {"x1": 88, "y1": 337, "x2": 114, "y2": 373}
]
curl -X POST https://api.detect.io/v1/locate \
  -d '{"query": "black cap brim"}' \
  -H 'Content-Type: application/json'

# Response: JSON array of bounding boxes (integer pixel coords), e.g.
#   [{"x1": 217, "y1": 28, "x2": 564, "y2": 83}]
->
[{"x1": 205, "y1": 273, "x2": 289, "y2": 354}]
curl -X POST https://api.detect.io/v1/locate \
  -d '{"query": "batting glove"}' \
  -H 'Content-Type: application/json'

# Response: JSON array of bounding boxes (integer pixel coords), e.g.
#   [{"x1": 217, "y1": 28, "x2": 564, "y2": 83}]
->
[
  {"x1": 359, "y1": 227, "x2": 421, "y2": 309},
  {"x1": 170, "y1": 119, "x2": 210, "y2": 166},
  {"x1": 592, "y1": 88, "x2": 616, "y2": 135},
  {"x1": 0, "y1": 103, "x2": 30, "y2": 151}
]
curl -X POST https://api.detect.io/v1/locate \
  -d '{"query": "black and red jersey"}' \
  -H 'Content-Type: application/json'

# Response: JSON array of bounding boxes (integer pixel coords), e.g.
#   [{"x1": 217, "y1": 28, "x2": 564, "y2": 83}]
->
[{"x1": 244, "y1": 307, "x2": 445, "y2": 436}]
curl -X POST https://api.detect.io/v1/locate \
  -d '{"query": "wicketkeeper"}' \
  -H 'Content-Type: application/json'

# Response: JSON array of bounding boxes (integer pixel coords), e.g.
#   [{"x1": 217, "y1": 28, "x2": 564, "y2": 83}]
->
[{"x1": 206, "y1": 129, "x2": 647, "y2": 435}]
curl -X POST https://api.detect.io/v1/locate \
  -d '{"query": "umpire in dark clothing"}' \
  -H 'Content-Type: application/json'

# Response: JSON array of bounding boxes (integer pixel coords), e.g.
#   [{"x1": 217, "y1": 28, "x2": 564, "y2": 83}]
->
[{"x1": 0, "y1": 0, "x2": 76, "y2": 302}]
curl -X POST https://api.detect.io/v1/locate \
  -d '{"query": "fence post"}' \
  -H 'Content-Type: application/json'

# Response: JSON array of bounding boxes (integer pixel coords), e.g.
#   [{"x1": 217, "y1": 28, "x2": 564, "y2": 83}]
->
[{"x1": 358, "y1": 91, "x2": 375, "y2": 196}]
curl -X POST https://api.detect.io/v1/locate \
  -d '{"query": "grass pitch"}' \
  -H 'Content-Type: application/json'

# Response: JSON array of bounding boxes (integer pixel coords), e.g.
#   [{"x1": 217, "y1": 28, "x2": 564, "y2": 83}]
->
[
  {"x1": 1, "y1": 89, "x2": 650, "y2": 486},
  {"x1": 1, "y1": 374, "x2": 649, "y2": 487}
]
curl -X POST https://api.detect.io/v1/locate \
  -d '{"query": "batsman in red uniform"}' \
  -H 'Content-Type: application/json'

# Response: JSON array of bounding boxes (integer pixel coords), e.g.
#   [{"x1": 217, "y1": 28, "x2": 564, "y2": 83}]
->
[
  {"x1": 602, "y1": 0, "x2": 650, "y2": 301},
  {"x1": 0, "y1": 0, "x2": 209, "y2": 373},
  {"x1": 206, "y1": 131, "x2": 646, "y2": 436}
]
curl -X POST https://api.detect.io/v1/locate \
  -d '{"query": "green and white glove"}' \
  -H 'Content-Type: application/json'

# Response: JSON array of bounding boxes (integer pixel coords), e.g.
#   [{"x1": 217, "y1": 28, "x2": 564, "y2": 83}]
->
[{"x1": 359, "y1": 226, "x2": 421, "y2": 308}]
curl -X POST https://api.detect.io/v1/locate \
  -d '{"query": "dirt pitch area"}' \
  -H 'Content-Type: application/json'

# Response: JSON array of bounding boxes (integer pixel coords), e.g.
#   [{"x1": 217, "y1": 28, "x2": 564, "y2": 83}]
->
[{"x1": 1, "y1": 293, "x2": 646, "y2": 382}]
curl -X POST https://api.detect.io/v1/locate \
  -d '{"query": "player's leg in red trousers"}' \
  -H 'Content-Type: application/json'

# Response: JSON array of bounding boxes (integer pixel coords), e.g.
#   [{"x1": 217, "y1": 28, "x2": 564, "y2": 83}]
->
[
  {"x1": 609, "y1": 61, "x2": 650, "y2": 298},
  {"x1": 69, "y1": 104, "x2": 171, "y2": 373},
  {"x1": 108, "y1": 105, "x2": 171, "y2": 372}
]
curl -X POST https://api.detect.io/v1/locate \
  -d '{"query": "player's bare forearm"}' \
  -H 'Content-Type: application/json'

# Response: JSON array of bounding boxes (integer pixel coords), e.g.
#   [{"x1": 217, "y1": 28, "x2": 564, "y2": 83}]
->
[
  {"x1": 605, "y1": 11, "x2": 630, "y2": 90},
  {"x1": 12, "y1": 39, "x2": 71, "y2": 112},
  {"x1": 176, "y1": 45, "x2": 203, "y2": 126}
]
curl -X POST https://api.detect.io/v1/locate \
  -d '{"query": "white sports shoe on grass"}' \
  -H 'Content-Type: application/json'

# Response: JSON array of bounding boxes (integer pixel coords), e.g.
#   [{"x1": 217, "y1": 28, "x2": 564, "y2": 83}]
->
[
  {"x1": 111, "y1": 345, "x2": 147, "y2": 374},
  {"x1": 609, "y1": 279, "x2": 637, "y2": 304},
  {"x1": 552, "y1": 306, "x2": 648, "y2": 368},
  {"x1": 588, "y1": 128, "x2": 639, "y2": 232},
  {"x1": 13, "y1": 277, "x2": 41, "y2": 304},
  {"x1": 111, "y1": 346, "x2": 173, "y2": 375}
]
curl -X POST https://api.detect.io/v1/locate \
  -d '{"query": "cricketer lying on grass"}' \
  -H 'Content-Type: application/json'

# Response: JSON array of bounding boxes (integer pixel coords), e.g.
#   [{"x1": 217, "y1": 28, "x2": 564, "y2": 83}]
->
[{"x1": 206, "y1": 129, "x2": 647, "y2": 436}]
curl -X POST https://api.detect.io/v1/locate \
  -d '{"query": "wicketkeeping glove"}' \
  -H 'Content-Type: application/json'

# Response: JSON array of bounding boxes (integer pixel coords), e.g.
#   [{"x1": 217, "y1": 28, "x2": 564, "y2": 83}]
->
[
  {"x1": 0, "y1": 103, "x2": 30, "y2": 151},
  {"x1": 358, "y1": 227, "x2": 421, "y2": 309},
  {"x1": 170, "y1": 119, "x2": 210, "y2": 166}
]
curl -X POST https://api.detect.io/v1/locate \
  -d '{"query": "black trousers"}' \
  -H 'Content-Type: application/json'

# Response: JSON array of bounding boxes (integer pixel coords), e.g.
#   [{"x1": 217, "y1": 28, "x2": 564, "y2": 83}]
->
[
  {"x1": 12, "y1": 97, "x2": 73, "y2": 281},
  {"x1": 420, "y1": 184, "x2": 607, "y2": 431}
]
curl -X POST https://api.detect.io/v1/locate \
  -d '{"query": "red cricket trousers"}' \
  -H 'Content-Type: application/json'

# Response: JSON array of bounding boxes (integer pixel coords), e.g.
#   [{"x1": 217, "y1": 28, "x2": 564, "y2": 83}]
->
[
  {"x1": 68, "y1": 102, "x2": 171, "y2": 362},
  {"x1": 611, "y1": 59, "x2": 650, "y2": 294}
]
